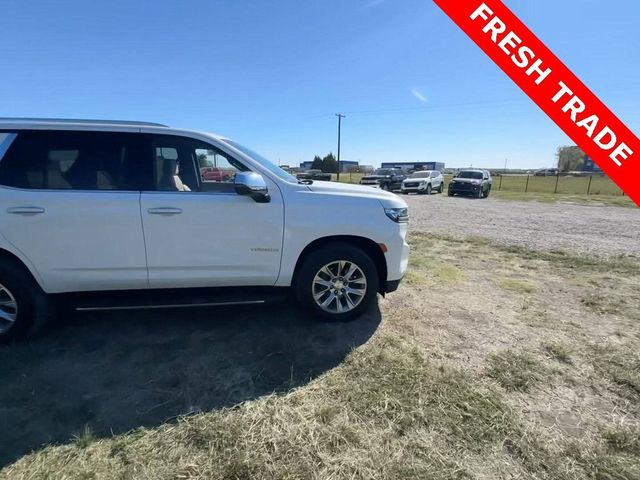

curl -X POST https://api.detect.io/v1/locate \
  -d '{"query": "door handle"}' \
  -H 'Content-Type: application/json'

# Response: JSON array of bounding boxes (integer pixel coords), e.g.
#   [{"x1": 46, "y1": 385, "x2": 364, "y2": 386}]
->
[
  {"x1": 7, "y1": 206, "x2": 45, "y2": 215},
  {"x1": 147, "y1": 207, "x2": 183, "y2": 215}
]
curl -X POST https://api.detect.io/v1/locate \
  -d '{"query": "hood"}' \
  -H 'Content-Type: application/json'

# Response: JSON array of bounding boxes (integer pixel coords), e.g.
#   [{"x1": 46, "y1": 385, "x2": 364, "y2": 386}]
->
[
  {"x1": 403, "y1": 177, "x2": 427, "y2": 183},
  {"x1": 305, "y1": 181, "x2": 406, "y2": 208}
]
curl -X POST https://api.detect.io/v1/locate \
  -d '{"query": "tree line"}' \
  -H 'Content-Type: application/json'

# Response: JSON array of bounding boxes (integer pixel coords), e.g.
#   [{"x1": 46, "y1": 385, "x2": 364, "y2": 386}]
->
[
  {"x1": 556, "y1": 146, "x2": 586, "y2": 172},
  {"x1": 310, "y1": 153, "x2": 338, "y2": 173}
]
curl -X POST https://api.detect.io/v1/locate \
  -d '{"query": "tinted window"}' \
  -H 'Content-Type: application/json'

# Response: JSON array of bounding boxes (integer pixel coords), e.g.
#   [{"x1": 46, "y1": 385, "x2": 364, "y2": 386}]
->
[
  {"x1": 0, "y1": 130, "x2": 153, "y2": 191},
  {"x1": 152, "y1": 135, "x2": 249, "y2": 193}
]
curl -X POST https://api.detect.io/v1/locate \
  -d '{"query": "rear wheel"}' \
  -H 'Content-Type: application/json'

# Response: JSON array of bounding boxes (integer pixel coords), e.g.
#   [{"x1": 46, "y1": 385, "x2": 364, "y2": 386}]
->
[
  {"x1": 295, "y1": 243, "x2": 378, "y2": 322},
  {"x1": 0, "y1": 260, "x2": 49, "y2": 344},
  {"x1": 438, "y1": 183, "x2": 444, "y2": 193}
]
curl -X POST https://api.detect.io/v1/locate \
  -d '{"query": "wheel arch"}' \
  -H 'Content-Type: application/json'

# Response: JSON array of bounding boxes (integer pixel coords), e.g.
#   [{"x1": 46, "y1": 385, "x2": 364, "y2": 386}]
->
[
  {"x1": 0, "y1": 247, "x2": 46, "y2": 292},
  {"x1": 292, "y1": 235, "x2": 388, "y2": 294}
]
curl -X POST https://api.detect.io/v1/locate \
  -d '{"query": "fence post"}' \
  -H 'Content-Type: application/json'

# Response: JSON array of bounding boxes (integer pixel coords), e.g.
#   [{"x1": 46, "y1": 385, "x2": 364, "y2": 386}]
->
[
  {"x1": 525, "y1": 175, "x2": 529, "y2": 193},
  {"x1": 587, "y1": 175, "x2": 592, "y2": 195},
  {"x1": 349, "y1": 172, "x2": 352, "y2": 183},
  {"x1": 499, "y1": 175, "x2": 503, "y2": 191},
  {"x1": 554, "y1": 173, "x2": 560, "y2": 194}
]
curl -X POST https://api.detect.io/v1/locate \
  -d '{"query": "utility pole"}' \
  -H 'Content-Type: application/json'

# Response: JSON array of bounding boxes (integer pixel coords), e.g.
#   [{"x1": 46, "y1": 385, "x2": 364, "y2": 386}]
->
[{"x1": 336, "y1": 113, "x2": 345, "y2": 182}]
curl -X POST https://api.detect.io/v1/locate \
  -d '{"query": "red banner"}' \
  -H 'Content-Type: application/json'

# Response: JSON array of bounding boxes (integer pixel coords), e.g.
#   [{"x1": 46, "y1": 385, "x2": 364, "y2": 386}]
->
[{"x1": 433, "y1": 0, "x2": 640, "y2": 206}]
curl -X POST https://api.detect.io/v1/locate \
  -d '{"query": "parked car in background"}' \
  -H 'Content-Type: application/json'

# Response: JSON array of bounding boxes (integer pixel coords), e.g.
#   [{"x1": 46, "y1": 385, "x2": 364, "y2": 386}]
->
[
  {"x1": 200, "y1": 166, "x2": 233, "y2": 182},
  {"x1": 0, "y1": 118, "x2": 410, "y2": 342},
  {"x1": 296, "y1": 169, "x2": 332, "y2": 182},
  {"x1": 360, "y1": 168, "x2": 406, "y2": 191},
  {"x1": 534, "y1": 168, "x2": 559, "y2": 176},
  {"x1": 448, "y1": 169, "x2": 492, "y2": 198},
  {"x1": 401, "y1": 170, "x2": 444, "y2": 195}
]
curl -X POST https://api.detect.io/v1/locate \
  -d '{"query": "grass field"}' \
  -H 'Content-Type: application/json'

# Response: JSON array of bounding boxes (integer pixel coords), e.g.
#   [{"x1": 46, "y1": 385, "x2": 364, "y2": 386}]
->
[
  {"x1": 332, "y1": 172, "x2": 625, "y2": 197},
  {"x1": 2, "y1": 234, "x2": 638, "y2": 479}
]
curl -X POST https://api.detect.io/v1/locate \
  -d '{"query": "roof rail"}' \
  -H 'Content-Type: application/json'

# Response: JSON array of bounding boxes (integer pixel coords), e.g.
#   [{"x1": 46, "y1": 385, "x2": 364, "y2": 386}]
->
[{"x1": 0, "y1": 118, "x2": 169, "y2": 127}]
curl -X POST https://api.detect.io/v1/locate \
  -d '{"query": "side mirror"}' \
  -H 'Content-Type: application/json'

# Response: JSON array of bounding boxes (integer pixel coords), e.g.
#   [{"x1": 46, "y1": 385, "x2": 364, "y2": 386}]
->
[{"x1": 234, "y1": 171, "x2": 270, "y2": 203}]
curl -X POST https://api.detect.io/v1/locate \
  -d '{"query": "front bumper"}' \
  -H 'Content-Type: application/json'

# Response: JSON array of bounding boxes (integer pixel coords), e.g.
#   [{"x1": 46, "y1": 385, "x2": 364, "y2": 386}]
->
[
  {"x1": 401, "y1": 183, "x2": 428, "y2": 193},
  {"x1": 385, "y1": 278, "x2": 403, "y2": 293},
  {"x1": 383, "y1": 222, "x2": 409, "y2": 291},
  {"x1": 448, "y1": 183, "x2": 481, "y2": 195}
]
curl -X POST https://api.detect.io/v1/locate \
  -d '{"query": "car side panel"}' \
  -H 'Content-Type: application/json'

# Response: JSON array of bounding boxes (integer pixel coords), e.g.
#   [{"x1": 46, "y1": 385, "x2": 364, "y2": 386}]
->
[
  {"x1": 0, "y1": 188, "x2": 149, "y2": 293},
  {"x1": 275, "y1": 189, "x2": 409, "y2": 287}
]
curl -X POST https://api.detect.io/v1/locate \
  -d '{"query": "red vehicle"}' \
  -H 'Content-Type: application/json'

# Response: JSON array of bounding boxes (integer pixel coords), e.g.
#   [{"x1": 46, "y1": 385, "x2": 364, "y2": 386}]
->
[{"x1": 200, "y1": 167, "x2": 233, "y2": 182}]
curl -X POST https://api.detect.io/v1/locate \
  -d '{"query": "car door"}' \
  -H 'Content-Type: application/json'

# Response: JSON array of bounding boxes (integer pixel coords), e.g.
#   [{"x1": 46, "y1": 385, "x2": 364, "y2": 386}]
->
[
  {"x1": 139, "y1": 134, "x2": 284, "y2": 289},
  {"x1": 0, "y1": 130, "x2": 151, "y2": 293}
]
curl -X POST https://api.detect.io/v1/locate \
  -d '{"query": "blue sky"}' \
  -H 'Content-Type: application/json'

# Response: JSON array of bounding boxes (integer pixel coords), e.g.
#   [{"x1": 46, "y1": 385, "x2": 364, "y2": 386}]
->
[{"x1": 1, "y1": 0, "x2": 638, "y2": 169}]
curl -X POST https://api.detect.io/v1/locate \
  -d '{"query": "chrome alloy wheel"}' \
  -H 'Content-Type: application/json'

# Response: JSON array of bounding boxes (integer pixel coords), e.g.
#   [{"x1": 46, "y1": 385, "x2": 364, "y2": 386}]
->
[
  {"x1": 312, "y1": 260, "x2": 367, "y2": 314},
  {"x1": 0, "y1": 283, "x2": 18, "y2": 334}
]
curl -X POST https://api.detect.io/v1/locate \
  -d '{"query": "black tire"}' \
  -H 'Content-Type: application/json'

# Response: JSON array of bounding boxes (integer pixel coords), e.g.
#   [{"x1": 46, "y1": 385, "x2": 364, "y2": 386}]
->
[
  {"x1": 295, "y1": 243, "x2": 379, "y2": 322},
  {"x1": 448, "y1": 190, "x2": 454, "y2": 197},
  {"x1": 0, "y1": 259, "x2": 49, "y2": 344},
  {"x1": 380, "y1": 183, "x2": 389, "y2": 191},
  {"x1": 438, "y1": 183, "x2": 444, "y2": 193},
  {"x1": 477, "y1": 188, "x2": 483, "y2": 199},
  {"x1": 483, "y1": 187, "x2": 491, "y2": 198},
  {"x1": 425, "y1": 184, "x2": 432, "y2": 195}
]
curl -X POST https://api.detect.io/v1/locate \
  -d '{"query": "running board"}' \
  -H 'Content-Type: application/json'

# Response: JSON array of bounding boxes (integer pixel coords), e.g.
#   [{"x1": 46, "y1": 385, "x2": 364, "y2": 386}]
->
[
  {"x1": 53, "y1": 287, "x2": 288, "y2": 313},
  {"x1": 75, "y1": 300, "x2": 266, "y2": 312}
]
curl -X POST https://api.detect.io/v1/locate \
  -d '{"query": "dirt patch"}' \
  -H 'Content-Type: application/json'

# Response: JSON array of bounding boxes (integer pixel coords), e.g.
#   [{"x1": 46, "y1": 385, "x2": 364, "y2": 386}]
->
[
  {"x1": 383, "y1": 233, "x2": 640, "y2": 451},
  {"x1": 404, "y1": 193, "x2": 640, "y2": 258}
]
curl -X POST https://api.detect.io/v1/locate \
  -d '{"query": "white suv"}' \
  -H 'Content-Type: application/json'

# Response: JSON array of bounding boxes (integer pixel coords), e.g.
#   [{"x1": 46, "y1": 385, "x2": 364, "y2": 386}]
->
[
  {"x1": 0, "y1": 119, "x2": 409, "y2": 342},
  {"x1": 401, "y1": 170, "x2": 444, "y2": 195}
]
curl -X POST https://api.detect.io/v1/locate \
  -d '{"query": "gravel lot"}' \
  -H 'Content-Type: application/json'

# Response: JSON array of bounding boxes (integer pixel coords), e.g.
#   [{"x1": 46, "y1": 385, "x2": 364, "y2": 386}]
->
[{"x1": 404, "y1": 194, "x2": 640, "y2": 258}]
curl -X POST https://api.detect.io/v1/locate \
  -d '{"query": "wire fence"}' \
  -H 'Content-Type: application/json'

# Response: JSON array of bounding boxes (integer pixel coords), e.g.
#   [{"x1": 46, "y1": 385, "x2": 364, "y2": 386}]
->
[{"x1": 333, "y1": 172, "x2": 625, "y2": 196}]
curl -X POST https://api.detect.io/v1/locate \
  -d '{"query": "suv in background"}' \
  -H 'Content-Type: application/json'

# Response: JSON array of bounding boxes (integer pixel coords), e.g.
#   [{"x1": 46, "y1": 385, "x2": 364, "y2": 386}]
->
[
  {"x1": 448, "y1": 169, "x2": 492, "y2": 198},
  {"x1": 360, "y1": 168, "x2": 406, "y2": 191},
  {"x1": 296, "y1": 169, "x2": 332, "y2": 182},
  {"x1": 0, "y1": 118, "x2": 410, "y2": 342},
  {"x1": 401, "y1": 170, "x2": 444, "y2": 195}
]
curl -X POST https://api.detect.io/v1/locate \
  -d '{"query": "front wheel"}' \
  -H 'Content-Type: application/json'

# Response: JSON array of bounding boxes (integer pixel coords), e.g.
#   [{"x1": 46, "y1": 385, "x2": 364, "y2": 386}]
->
[{"x1": 295, "y1": 243, "x2": 379, "y2": 322}]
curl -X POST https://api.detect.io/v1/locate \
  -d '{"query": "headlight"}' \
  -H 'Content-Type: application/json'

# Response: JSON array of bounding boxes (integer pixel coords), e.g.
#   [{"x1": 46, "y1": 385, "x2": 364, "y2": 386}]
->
[{"x1": 384, "y1": 207, "x2": 409, "y2": 223}]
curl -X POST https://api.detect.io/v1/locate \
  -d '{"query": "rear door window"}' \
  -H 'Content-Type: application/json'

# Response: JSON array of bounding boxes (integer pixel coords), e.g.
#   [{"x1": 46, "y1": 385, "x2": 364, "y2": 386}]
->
[{"x1": 0, "y1": 130, "x2": 153, "y2": 191}]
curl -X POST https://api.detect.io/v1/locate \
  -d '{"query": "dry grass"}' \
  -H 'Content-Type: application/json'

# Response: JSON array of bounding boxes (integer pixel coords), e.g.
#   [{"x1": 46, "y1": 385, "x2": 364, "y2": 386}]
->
[
  {"x1": 486, "y1": 350, "x2": 544, "y2": 392},
  {"x1": 2, "y1": 233, "x2": 639, "y2": 479}
]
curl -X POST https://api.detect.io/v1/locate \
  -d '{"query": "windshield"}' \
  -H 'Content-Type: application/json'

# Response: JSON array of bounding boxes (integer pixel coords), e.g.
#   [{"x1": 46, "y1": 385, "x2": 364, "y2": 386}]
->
[
  {"x1": 222, "y1": 139, "x2": 298, "y2": 183},
  {"x1": 456, "y1": 171, "x2": 483, "y2": 179},
  {"x1": 374, "y1": 169, "x2": 393, "y2": 175},
  {"x1": 410, "y1": 171, "x2": 432, "y2": 178}
]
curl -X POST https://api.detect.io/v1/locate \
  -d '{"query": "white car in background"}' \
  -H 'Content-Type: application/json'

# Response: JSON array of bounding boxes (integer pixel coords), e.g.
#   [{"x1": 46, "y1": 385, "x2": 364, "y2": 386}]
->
[
  {"x1": 400, "y1": 170, "x2": 444, "y2": 195},
  {"x1": 0, "y1": 118, "x2": 410, "y2": 342}
]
